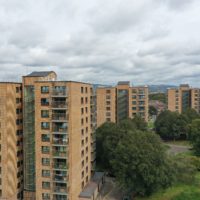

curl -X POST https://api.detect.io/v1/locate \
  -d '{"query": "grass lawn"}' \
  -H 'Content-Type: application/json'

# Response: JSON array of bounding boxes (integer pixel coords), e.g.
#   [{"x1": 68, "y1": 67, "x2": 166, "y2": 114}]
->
[
  {"x1": 135, "y1": 173, "x2": 200, "y2": 200},
  {"x1": 165, "y1": 140, "x2": 191, "y2": 147},
  {"x1": 148, "y1": 120, "x2": 155, "y2": 129}
]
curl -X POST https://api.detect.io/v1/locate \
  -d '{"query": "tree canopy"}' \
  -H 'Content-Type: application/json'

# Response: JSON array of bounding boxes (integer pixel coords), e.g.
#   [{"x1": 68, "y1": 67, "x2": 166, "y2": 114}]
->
[
  {"x1": 96, "y1": 117, "x2": 175, "y2": 196},
  {"x1": 155, "y1": 109, "x2": 200, "y2": 140}
]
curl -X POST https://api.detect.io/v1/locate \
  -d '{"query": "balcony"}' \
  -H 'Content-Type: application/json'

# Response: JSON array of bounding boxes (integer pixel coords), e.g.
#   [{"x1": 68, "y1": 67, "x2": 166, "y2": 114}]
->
[
  {"x1": 52, "y1": 136, "x2": 68, "y2": 146},
  {"x1": 53, "y1": 162, "x2": 68, "y2": 170},
  {"x1": 52, "y1": 113, "x2": 68, "y2": 121},
  {"x1": 52, "y1": 122, "x2": 68, "y2": 134},
  {"x1": 53, "y1": 172, "x2": 68, "y2": 182},
  {"x1": 52, "y1": 101, "x2": 68, "y2": 109},
  {"x1": 53, "y1": 195, "x2": 68, "y2": 200},
  {"x1": 53, "y1": 151, "x2": 67, "y2": 158},
  {"x1": 54, "y1": 186, "x2": 67, "y2": 193},
  {"x1": 52, "y1": 88, "x2": 67, "y2": 97}
]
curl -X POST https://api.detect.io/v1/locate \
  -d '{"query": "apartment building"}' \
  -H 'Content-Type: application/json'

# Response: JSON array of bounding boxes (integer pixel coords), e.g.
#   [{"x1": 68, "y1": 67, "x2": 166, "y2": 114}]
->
[
  {"x1": 23, "y1": 71, "x2": 57, "y2": 200},
  {"x1": 21, "y1": 71, "x2": 97, "y2": 200},
  {"x1": 167, "y1": 84, "x2": 200, "y2": 113},
  {"x1": 96, "y1": 81, "x2": 149, "y2": 126},
  {"x1": 0, "y1": 83, "x2": 23, "y2": 200}
]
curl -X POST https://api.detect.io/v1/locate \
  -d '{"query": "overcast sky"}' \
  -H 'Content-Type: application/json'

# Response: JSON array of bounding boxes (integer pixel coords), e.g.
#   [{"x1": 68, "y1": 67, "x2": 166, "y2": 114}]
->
[{"x1": 1, "y1": 0, "x2": 200, "y2": 86}]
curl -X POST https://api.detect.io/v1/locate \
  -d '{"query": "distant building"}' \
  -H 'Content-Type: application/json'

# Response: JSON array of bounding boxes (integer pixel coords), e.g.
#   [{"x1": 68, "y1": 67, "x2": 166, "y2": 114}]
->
[
  {"x1": 96, "y1": 81, "x2": 149, "y2": 127},
  {"x1": 149, "y1": 100, "x2": 167, "y2": 115},
  {"x1": 167, "y1": 84, "x2": 200, "y2": 113}
]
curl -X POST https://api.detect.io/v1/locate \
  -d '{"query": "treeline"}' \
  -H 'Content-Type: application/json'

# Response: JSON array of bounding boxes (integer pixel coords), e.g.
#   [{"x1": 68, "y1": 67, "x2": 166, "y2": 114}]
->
[
  {"x1": 96, "y1": 116, "x2": 199, "y2": 197},
  {"x1": 155, "y1": 109, "x2": 200, "y2": 155}
]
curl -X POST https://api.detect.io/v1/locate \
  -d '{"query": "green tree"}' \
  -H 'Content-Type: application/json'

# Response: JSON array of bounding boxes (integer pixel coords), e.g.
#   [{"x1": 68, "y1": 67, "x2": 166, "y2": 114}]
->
[
  {"x1": 149, "y1": 93, "x2": 167, "y2": 104},
  {"x1": 132, "y1": 115, "x2": 148, "y2": 131},
  {"x1": 111, "y1": 131, "x2": 175, "y2": 196},
  {"x1": 189, "y1": 119, "x2": 200, "y2": 156},
  {"x1": 155, "y1": 110, "x2": 189, "y2": 140},
  {"x1": 149, "y1": 105, "x2": 158, "y2": 116},
  {"x1": 183, "y1": 108, "x2": 200, "y2": 123}
]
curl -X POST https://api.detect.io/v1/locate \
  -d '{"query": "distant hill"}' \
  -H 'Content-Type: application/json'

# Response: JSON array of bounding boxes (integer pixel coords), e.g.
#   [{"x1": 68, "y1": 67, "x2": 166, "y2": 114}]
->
[{"x1": 148, "y1": 85, "x2": 177, "y2": 93}]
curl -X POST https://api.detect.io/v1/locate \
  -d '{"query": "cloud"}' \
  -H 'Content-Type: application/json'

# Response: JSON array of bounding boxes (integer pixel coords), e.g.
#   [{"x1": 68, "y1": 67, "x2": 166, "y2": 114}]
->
[{"x1": 0, "y1": 0, "x2": 199, "y2": 87}]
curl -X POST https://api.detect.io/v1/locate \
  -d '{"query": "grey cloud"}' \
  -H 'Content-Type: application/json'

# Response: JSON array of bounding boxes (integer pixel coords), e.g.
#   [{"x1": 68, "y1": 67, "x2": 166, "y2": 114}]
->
[{"x1": 0, "y1": 0, "x2": 200, "y2": 87}]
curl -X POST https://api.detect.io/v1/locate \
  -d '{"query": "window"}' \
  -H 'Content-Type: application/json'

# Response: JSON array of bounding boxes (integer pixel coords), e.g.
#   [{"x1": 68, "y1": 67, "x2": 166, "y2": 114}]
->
[
  {"x1": 132, "y1": 95, "x2": 137, "y2": 99},
  {"x1": 16, "y1": 87, "x2": 20, "y2": 93},
  {"x1": 42, "y1": 146, "x2": 50, "y2": 154},
  {"x1": 132, "y1": 101, "x2": 137, "y2": 105},
  {"x1": 106, "y1": 107, "x2": 110, "y2": 111},
  {"x1": 41, "y1": 110, "x2": 49, "y2": 118},
  {"x1": 16, "y1": 108, "x2": 22, "y2": 114},
  {"x1": 85, "y1": 87, "x2": 88, "y2": 93},
  {"x1": 42, "y1": 158, "x2": 50, "y2": 166},
  {"x1": 42, "y1": 170, "x2": 50, "y2": 177},
  {"x1": 106, "y1": 101, "x2": 110, "y2": 105},
  {"x1": 16, "y1": 98, "x2": 22, "y2": 104},
  {"x1": 42, "y1": 134, "x2": 50, "y2": 142},
  {"x1": 82, "y1": 171, "x2": 84, "y2": 178},
  {"x1": 16, "y1": 119, "x2": 23, "y2": 125},
  {"x1": 42, "y1": 193, "x2": 50, "y2": 200},
  {"x1": 81, "y1": 87, "x2": 84, "y2": 93},
  {"x1": 41, "y1": 122, "x2": 50, "y2": 130},
  {"x1": 41, "y1": 86, "x2": 49, "y2": 93},
  {"x1": 16, "y1": 130, "x2": 23, "y2": 136},
  {"x1": 81, "y1": 97, "x2": 84, "y2": 104},
  {"x1": 132, "y1": 89, "x2": 137, "y2": 93},
  {"x1": 106, "y1": 112, "x2": 111, "y2": 117},
  {"x1": 41, "y1": 98, "x2": 49, "y2": 106},
  {"x1": 42, "y1": 182, "x2": 50, "y2": 189},
  {"x1": 106, "y1": 118, "x2": 111, "y2": 122},
  {"x1": 106, "y1": 95, "x2": 111, "y2": 100},
  {"x1": 85, "y1": 97, "x2": 88, "y2": 104},
  {"x1": 106, "y1": 90, "x2": 111, "y2": 94},
  {"x1": 81, "y1": 108, "x2": 84, "y2": 115},
  {"x1": 132, "y1": 107, "x2": 137, "y2": 110},
  {"x1": 81, "y1": 129, "x2": 84, "y2": 136}
]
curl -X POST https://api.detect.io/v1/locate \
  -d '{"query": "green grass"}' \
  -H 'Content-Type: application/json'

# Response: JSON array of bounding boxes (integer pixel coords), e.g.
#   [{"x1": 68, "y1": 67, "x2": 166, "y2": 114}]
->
[
  {"x1": 148, "y1": 120, "x2": 155, "y2": 129},
  {"x1": 165, "y1": 140, "x2": 191, "y2": 147},
  {"x1": 135, "y1": 172, "x2": 200, "y2": 200}
]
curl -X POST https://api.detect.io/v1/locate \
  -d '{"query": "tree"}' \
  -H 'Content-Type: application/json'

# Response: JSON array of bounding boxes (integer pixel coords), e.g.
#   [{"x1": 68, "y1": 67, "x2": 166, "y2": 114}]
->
[
  {"x1": 149, "y1": 105, "x2": 158, "y2": 116},
  {"x1": 132, "y1": 115, "x2": 148, "y2": 131},
  {"x1": 189, "y1": 119, "x2": 200, "y2": 156},
  {"x1": 111, "y1": 131, "x2": 175, "y2": 196},
  {"x1": 149, "y1": 93, "x2": 167, "y2": 104},
  {"x1": 155, "y1": 110, "x2": 188, "y2": 140},
  {"x1": 183, "y1": 108, "x2": 200, "y2": 123}
]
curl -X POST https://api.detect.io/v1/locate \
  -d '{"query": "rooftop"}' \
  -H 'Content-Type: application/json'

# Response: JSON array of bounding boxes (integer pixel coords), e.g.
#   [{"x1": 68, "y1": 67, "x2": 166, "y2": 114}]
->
[
  {"x1": 117, "y1": 81, "x2": 130, "y2": 86},
  {"x1": 25, "y1": 71, "x2": 56, "y2": 77},
  {"x1": 79, "y1": 172, "x2": 105, "y2": 198}
]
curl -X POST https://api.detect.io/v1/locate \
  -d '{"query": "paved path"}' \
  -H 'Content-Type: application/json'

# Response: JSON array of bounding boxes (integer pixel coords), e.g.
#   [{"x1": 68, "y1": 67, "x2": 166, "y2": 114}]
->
[{"x1": 167, "y1": 144, "x2": 191, "y2": 155}]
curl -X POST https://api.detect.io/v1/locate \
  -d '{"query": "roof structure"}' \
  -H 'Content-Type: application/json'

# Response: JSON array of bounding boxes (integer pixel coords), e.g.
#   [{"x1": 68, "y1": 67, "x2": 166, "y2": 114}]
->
[
  {"x1": 117, "y1": 81, "x2": 130, "y2": 86},
  {"x1": 25, "y1": 71, "x2": 56, "y2": 77}
]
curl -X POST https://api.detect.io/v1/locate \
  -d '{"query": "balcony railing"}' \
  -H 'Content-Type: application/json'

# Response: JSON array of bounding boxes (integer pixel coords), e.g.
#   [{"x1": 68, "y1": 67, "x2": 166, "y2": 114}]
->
[
  {"x1": 52, "y1": 90, "x2": 67, "y2": 97},
  {"x1": 53, "y1": 151, "x2": 67, "y2": 158},
  {"x1": 53, "y1": 174, "x2": 68, "y2": 182},
  {"x1": 53, "y1": 138, "x2": 68, "y2": 145},
  {"x1": 52, "y1": 102, "x2": 68, "y2": 109},
  {"x1": 54, "y1": 186, "x2": 67, "y2": 193},
  {"x1": 52, "y1": 127, "x2": 67, "y2": 133},
  {"x1": 53, "y1": 163, "x2": 68, "y2": 170},
  {"x1": 52, "y1": 114, "x2": 68, "y2": 121},
  {"x1": 53, "y1": 195, "x2": 68, "y2": 200}
]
